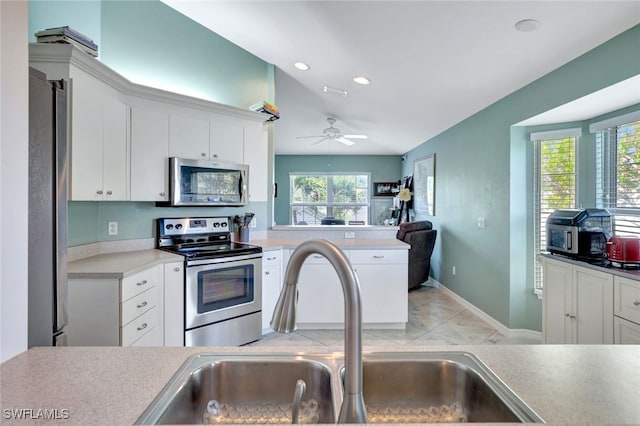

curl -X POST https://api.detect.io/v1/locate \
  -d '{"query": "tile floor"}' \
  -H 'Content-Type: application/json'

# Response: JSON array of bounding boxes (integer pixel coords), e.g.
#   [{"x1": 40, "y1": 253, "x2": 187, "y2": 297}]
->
[{"x1": 250, "y1": 283, "x2": 540, "y2": 348}]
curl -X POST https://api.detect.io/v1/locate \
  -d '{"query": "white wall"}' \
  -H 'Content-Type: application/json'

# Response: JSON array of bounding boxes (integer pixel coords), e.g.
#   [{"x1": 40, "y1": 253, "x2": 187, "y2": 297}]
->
[{"x1": 0, "y1": 0, "x2": 29, "y2": 362}]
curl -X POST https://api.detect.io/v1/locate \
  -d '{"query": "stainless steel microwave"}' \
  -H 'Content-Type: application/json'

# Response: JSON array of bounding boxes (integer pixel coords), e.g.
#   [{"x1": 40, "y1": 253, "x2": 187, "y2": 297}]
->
[{"x1": 168, "y1": 157, "x2": 249, "y2": 206}]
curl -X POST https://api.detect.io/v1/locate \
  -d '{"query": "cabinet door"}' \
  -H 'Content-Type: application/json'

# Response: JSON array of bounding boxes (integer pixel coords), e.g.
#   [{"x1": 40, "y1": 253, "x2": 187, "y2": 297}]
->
[
  {"x1": 130, "y1": 107, "x2": 169, "y2": 201},
  {"x1": 614, "y1": 316, "x2": 640, "y2": 344},
  {"x1": 169, "y1": 115, "x2": 209, "y2": 160},
  {"x1": 164, "y1": 262, "x2": 184, "y2": 346},
  {"x1": 354, "y1": 264, "x2": 408, "y2": 324},
  {"x1": 67, "y1": 278, "x2": 120, "y2": 346},
  {"x1": 101, "y1": 94, "x2": 128, "y2": 200},
  {"x1": 69, "y1": 72, "x2": 104, "y2": 200},
  {"x1": 243, "y1": 121, "x2": 269, "y2": 202},
  {"x1": 210, "y1": 121, "x2": 244, "y2": 164},
  {"x1": 542, "y1": 258, "x2": 573, "y2": 343},
  {"x1": 261, "y1": 250, "x2": 282, "y2": 334},
  {"x1": 573, "y1": 266, "x2": 613, "y2": 344},
  {"x1": 296, "y1": 257, "x2": 344, "y2": 325}
]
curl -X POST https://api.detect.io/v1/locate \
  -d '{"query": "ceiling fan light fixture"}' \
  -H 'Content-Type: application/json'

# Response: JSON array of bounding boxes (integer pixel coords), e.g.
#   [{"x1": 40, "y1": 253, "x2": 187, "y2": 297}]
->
[
  {"x1": 353, "y1": 76, "x2": 371, "y2": 85},
  {"x1": 294, "y1": 62, "x2": 310, "y2": 71}
]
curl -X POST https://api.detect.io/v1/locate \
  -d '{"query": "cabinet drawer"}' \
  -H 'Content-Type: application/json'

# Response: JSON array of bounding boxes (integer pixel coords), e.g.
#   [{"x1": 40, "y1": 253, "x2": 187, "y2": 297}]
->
[
  {"x1": 262, "y1": 250, "x2": 281, "y2": 267},
  {"x1": 349, "y1": 249, "x2": 407, "y2": 264},
  {"x1": 121, "y1": 265, "x2": 162, "y2": 301},
  {"x1": 300, "y1": 252, "x2": 349, "y2": 265},
  {"x1": 614, "y1": 276, "x2": 640, "y2": 324},
  {"x1": 121, "y1": 307, "x2": 159, "y2": 346},
  {"x1": 614, "y1": 315, "x2": 640, "y2": 344},
  {"x1": 121, "y1": 285, "x2": 158, "y2": 326}
]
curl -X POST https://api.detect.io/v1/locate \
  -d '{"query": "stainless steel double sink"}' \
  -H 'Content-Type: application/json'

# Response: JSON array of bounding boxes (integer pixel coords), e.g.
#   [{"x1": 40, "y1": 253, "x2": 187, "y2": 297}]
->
[{"x1": 136, "y1": 352, "x2": 544, "y2": 424}]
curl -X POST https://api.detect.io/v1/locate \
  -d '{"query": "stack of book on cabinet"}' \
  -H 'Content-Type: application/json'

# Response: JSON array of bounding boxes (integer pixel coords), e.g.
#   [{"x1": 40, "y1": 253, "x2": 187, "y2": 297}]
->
[
  {"x1": 35, "y1": 26, "x2": 98, "y2": 57},
  {"x1": 250, "y1": 100, "x2": 280, "y2": 121}
]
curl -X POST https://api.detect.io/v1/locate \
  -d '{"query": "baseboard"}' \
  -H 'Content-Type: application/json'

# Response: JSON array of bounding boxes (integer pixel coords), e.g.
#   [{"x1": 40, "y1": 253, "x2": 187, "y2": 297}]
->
[{"x1": 427, "y1": 279, "x2": 542, "y2": 342}]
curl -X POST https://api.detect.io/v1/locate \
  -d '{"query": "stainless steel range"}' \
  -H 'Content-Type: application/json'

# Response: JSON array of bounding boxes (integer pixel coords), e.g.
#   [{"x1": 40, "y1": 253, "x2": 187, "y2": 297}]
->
[{"x1": 157, "y1": 217, "x2": 262, "y2": 346}]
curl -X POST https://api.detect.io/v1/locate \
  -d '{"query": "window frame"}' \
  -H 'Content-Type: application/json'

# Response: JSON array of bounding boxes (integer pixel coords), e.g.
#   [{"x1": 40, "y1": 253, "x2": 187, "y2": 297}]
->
[
  {"x1": 532, "y1": 128, "x2": 580, "y2": 296},
  {"x1": 289, "y1": 172, "x2": 371, "y2": 225}
]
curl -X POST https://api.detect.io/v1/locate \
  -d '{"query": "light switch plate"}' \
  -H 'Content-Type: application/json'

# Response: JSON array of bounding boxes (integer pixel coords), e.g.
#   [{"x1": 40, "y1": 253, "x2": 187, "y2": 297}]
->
[{"x1": 108, "y1": 221, "x2": 118, "y2": 235}]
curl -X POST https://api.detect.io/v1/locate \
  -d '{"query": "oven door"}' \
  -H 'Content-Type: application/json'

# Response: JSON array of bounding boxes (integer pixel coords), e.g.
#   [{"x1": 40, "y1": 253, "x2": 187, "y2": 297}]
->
[{"x1": 185, "y1": 253, "x2": 262, "y2": 330}]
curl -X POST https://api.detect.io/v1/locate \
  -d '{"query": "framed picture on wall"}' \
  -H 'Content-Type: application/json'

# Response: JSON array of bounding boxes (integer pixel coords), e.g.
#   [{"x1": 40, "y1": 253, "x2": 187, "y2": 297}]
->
[
  {"x1": 373, "y1": 181, "x2": 400, "y2": 197},
  {"x1": 413, "y1": 154, "x2": 435, "y2": 215}
]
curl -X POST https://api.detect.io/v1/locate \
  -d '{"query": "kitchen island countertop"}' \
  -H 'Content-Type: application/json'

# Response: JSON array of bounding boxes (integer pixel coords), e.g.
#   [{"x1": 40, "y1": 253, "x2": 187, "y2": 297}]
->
[{"x1": 1, "y1": 344, "x2": 639, "y2": 425}]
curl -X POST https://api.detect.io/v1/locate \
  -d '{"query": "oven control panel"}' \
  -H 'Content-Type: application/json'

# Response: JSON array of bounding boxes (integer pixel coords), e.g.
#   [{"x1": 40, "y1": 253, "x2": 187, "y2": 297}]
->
[{"x1": 159, "y1": 217, "x2": 230, "y2": 236}]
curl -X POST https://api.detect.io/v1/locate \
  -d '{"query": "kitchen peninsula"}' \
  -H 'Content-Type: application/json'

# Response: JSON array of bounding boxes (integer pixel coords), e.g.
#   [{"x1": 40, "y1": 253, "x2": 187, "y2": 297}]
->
[{"x1": 1, "y1": 344, "x2": 639, "y2": 424}]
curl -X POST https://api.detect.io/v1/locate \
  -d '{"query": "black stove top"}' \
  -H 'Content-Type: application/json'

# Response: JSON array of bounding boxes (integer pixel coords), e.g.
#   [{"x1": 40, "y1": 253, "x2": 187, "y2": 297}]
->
[
  {"x1": 160, "y1": 241, "x2": 262, "y2": 260},
  {"x1": 156, "y1": 216, "x2": 262, "y2": 260}
]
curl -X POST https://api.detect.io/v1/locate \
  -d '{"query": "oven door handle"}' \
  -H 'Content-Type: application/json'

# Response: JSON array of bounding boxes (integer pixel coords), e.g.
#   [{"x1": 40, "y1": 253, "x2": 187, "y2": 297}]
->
[{"x1": 186, "y1": 252, "x2": 262, "y2": 267}]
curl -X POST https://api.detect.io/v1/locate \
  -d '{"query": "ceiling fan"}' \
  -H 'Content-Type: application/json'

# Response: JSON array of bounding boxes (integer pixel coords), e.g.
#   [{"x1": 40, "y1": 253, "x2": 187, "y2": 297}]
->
[{"x1": 296, "y1": 117, "x2": 368, "y2": 146}]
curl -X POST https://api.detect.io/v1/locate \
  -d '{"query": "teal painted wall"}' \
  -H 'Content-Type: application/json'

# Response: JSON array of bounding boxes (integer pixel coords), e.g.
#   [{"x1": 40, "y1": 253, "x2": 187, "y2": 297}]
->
[
  {"x1": 29, "y1": 0, "x2": 273, "y2": 246},
  {"x1": 68, "y1": 201, "x2": 268, "y2": 246},
  {"x1": 274, "y1": 155, "x2": 403, "y2": 225},
  {"x1": 402, "y1": 24, "x2": 640, "y2": 330}
]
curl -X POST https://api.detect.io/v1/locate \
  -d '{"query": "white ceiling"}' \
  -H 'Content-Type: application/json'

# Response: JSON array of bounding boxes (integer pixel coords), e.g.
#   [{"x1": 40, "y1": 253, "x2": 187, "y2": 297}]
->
[{"x1": 162, "y1": 1, "x2": 640, "y2": 155}]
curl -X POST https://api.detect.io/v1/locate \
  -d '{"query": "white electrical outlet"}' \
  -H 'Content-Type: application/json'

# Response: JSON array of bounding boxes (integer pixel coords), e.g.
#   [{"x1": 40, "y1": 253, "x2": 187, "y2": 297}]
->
[
  {"x1": 452, "y1": 266, "x2": 456, "y2": 276},
  {"x1": 477, "y1": 217, "x2": 486, "y2": 229},
  {"x1": 108, "y1": 221, "x2": 118, "y2": 236},
  {"x1": 250, "y1": 218, "x2": 257, "y2": 229},
  {"x1": 345, "y1": 231, "x2": 356, "y2": 239}
]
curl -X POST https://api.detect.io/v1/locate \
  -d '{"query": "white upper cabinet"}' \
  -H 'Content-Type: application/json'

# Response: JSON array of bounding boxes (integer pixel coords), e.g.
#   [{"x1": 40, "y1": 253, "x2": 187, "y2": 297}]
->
[
  {"x1": 168, "y1": 114, "x2": 244, "y2": 165},
  {"x1": 210, "y1": 120, "x2": 244, "y2": 164},
  {"x1": 29, "y1": 43, "x2": 269, "y2": 204},
  {"x1": 168, "y1": 115, "x2": 210, "y2": 160},
  {"x1": 130, "y1": 106, "x2": 169, "y2": 201}
]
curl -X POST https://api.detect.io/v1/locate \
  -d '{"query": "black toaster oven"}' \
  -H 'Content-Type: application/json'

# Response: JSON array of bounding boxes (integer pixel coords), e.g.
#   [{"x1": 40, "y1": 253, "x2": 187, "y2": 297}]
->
[{"x1": 546, "y1": 208, "x2": 611, "y2": 259}]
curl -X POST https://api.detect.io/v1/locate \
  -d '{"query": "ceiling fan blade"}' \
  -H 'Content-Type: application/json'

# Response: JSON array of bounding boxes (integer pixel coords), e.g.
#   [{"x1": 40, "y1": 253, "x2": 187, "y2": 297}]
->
[
  {"x1": 343, "y1": 134, "x2": 368, "y2": 139},
  {"x1": 336, "y1": 137, "x2": 355, "y2": 146},
  {"x1": 312, "y1": 137, "x2": 330, "y2": 145},
  {"x1": 296, "y1": 135, "x2": 326, "y2": 139}
]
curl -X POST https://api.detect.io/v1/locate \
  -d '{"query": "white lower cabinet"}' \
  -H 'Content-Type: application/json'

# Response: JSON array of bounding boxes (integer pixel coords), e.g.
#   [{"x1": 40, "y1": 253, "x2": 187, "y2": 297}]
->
[
  {"x1": 163, "y1": 262, "x2": 184, "y2": 346},
  {"x1": 68, "y1": 264, "x2": 165, "y2": 346},
  {"x1": 291, "y1": 249, "x2": 409, "y2": 328},
  {"x1": 261, "y1": 249, "x2": 282, "y2": 334},
  {"x1": 613, "y1": 276, "x2": 640, "y2": 343},
  {"x1": 542, "y1": 256, "x2": 613, "y2": 344}
]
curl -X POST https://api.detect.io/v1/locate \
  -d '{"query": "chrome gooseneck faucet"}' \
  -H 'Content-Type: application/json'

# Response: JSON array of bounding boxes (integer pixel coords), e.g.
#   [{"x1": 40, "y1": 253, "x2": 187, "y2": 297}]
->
[{"x1": 270, "y1": 239, "x2": 368, "y2": 424}]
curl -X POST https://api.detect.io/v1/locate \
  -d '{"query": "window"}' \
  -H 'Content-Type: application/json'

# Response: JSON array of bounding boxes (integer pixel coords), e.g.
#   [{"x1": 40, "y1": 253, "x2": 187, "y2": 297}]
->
[
  {"x1": 532, "y1": 129, "x2": 579, "y2": 294},
  {"x1": 593, "y1": 114, "x2": 640, "y2": 236},
  {"x1": 290, "y1": 173, "x2": 370, "y2": 225}
]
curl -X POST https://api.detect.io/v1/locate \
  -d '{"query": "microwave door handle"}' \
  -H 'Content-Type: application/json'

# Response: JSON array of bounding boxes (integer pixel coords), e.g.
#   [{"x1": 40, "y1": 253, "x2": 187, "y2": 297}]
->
[
  {"x1": 238, "y1": 172, "x2": 244, "y2": 199},
  {"x1": 566, "y1": 231, "x2": 572, "y2": 250}
]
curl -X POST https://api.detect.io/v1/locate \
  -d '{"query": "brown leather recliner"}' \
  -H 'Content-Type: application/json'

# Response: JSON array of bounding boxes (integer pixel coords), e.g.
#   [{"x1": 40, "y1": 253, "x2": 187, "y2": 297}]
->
[{"x1": 396, "y1": 221, "x2": 438, "y2": 290}]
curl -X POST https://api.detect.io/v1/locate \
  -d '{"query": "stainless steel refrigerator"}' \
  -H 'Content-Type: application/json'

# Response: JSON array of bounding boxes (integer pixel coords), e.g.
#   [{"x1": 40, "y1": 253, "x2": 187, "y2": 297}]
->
[{"x1": 28, "y1": 66, "x2": 69, "y2": 347}]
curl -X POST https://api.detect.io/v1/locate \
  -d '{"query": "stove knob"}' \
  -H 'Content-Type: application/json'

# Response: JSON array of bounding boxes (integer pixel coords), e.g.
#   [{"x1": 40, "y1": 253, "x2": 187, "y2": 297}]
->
[
  {"x1": 213, "y1": 222, "x2": 220, "y2": 228},
  {"x1": 165, "y1": 224, "x2": 174, "y2": 230},
  {"x1": 175, "y1": 224, "x2": 183, "y2": 230},
  {"x1": 221, "y1": 222, "x2": 228, "y2": 227}
]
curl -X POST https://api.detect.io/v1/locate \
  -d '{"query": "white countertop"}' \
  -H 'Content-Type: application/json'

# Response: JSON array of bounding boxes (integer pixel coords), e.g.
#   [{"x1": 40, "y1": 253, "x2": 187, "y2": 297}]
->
[
  {"x1": 68, "y1": 239, "x2": 408, "y2": 279},
  {"x1": 1, "y1": 345, "x2": 639, "y2": 425}
]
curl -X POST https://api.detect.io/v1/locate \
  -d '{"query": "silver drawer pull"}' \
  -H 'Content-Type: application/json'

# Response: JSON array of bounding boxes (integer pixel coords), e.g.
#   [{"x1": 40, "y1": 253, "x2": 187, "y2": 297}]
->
[
  {"x1": 137, "y1": 323, "x2": 148, "y2": 331},
  {"x1": 267, "y1": 257, "x2": 277, "y2": 260},
  {"x1": 633, "y1": 300, "x2": 640, "y2": 306},
  {"x1": 265, "y1": 271, "x2": 270, "y2": 275},
  {"x1": 137, "y1": 280, "x2": 148, "y2": 286},
  {"x1": 96, "y1": 190, "x2": 103, "y2": 195},
  {"x1": 373, "y1": 255, "x2": 385, "y2": 259},
  {"x1": 106, "y1": 190, "x2": 112, "y2": 195},
  {"x1": 137, "y1": 301, "x2": 148, "y2": 308}
]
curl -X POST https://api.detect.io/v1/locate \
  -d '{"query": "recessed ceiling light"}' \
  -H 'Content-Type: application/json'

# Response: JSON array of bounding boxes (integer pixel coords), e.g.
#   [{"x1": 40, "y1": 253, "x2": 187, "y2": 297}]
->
[
  {"x1": 294, "y1": 62, "x2": 310, "y2": 71},
  {"x1": 353, "y1": 76, "x2": 371, "y2": 85},
  {"x1": 515, "y1": 19, "x2": 540, "y2": 32}
]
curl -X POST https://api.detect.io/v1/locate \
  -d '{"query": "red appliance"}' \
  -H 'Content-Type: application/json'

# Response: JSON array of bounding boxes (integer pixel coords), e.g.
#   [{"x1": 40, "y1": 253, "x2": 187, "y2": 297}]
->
[{"x1": 606, "y1": 236, "x2": 640, "y2": 266}]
